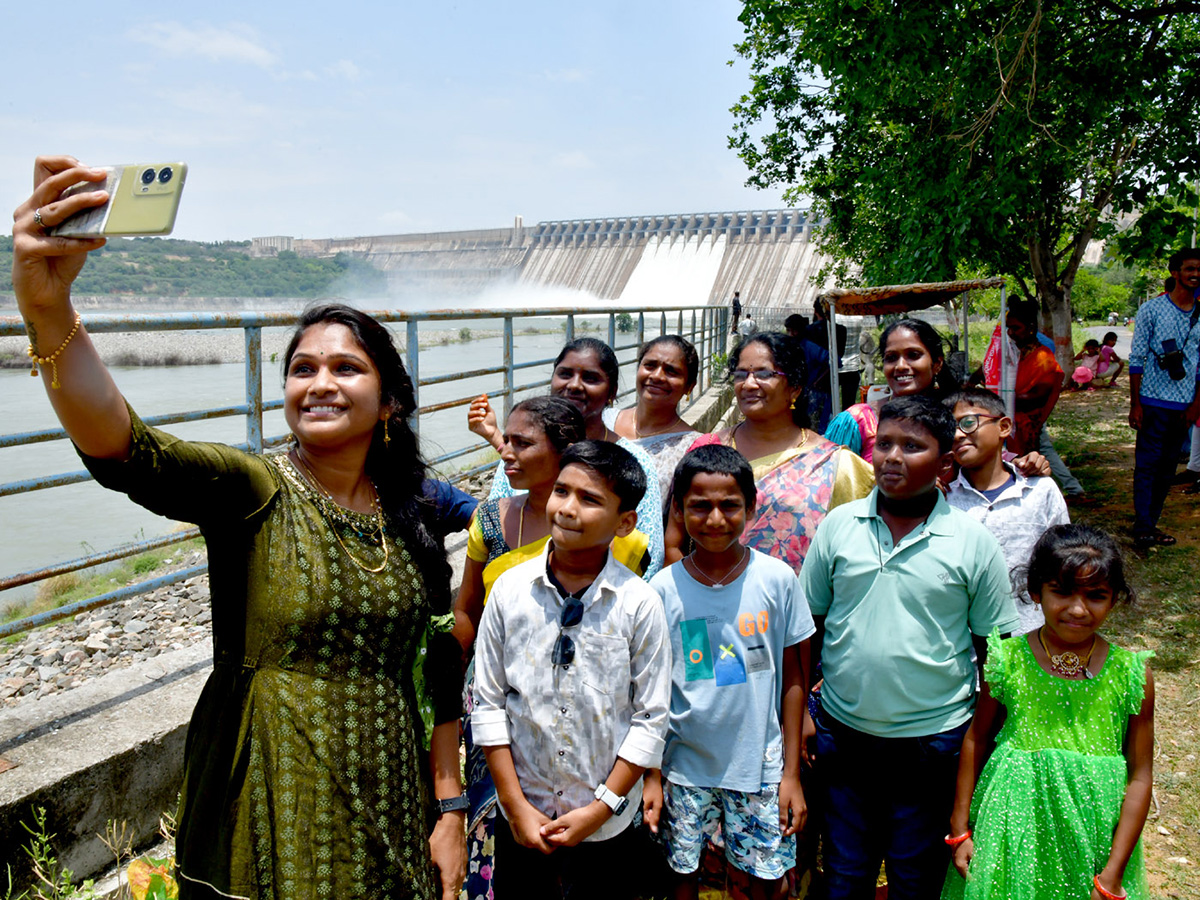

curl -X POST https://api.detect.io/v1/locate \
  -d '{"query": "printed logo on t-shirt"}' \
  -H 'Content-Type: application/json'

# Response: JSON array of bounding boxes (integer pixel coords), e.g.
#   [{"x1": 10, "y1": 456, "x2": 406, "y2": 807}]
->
[
  {"x1": 714, "y1": 640, "x2": 747, "y2": 686},
  {"x1": 681, "y1": 619, "x2": 714, "y2": 681}
]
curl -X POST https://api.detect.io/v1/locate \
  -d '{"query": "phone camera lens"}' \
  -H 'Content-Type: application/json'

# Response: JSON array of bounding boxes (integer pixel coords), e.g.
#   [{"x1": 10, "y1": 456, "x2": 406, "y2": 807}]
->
[
  {"x1": 141, "y1": 168, "x2": 157, "y2": 185},
  {"x1": 158, "y1": 167, "x2": 173, "y2": 184}
]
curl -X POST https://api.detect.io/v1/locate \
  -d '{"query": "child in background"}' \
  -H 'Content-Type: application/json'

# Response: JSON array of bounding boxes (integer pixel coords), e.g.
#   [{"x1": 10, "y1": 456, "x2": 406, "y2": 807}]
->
[
  {"x1": 645, "y1": 445, "x2": 811, "y2": 900},
  {"x1": 472, "y1": 441, "x2": 671, "y2": 900},
  {"x1": 802, "y1": 396, "x2": 1019, "y2": 900},
  {"x1": 945, "y1": 389, "x2": 1069, "y2": 635},
  {"x1": 1098, "y1": 331, "x2": 1126, "y2": 386},
  {"x1": 943, "y1": 525, "x2": 1153, "y2": 900},
  {"x1": 1072, "y1": 340, "x2": 1101, "y2": 391}
]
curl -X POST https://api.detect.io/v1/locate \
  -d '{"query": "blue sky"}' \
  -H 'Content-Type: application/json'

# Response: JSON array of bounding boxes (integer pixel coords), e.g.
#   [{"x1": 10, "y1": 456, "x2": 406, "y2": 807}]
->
[{"x1": 1, "y1": 2, "x2": 787, "y2": 242}]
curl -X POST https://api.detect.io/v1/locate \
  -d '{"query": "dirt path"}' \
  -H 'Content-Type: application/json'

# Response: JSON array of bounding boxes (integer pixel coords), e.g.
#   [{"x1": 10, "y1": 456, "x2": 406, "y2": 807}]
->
[{"x1": 1046, "y1": 385, "x2": 1199, "y2": 898}]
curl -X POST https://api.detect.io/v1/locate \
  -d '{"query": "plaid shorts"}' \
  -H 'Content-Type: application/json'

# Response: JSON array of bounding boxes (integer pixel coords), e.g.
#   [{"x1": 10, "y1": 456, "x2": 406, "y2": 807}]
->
[{"x1": 661, "y1": 780, "x2": 795, "y2": 880}]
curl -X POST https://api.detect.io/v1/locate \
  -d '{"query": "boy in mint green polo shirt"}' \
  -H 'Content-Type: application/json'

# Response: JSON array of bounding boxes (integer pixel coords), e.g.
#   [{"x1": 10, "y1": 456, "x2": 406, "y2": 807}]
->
[{"x1": 801, "y1": 395, "x2": 1019, "y2": 900}]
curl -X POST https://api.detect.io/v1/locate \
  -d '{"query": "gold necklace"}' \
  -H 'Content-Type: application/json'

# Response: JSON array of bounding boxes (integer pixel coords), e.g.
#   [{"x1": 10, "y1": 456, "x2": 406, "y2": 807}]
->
[
  {"x1": 1037, "y1": 627, "x2": 1096, "y2": 679},
  {"x1": 686, "y1": 547, "x2": 749, "y2": 587},
  {"x1": 730, "y1": 423, "x2": 808, "y2": 454},
  {"x1": 287, "y1": 453, "x2": 390, "y2": 574},
  {"x1": 633, "y1": 410, "x2": 685, "y2": 439}
]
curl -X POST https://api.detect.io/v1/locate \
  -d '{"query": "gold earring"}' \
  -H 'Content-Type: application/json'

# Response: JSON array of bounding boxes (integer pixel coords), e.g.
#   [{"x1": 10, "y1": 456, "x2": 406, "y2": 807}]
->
[{"x1": 383, "y1": 417, "x2": 391, "y2": 446}]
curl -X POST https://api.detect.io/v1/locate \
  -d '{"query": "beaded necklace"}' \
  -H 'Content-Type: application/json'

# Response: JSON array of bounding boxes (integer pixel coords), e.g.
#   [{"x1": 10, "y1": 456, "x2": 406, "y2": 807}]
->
[
  {"x1": 280, "y1": 453, "x2": 390, "y2": 574},
  {"x1": 1037, "y1": 626, "x2": 1096, "y2": 679}
]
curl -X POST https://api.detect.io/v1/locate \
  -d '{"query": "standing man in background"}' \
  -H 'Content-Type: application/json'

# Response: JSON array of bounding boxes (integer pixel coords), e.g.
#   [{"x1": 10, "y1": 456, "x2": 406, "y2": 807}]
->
[
  {"x1": 731, "y1": 291, "x2": 743, "y2": 335},
  {"x1": 1128, "y1": 248, "x2": 1200, "y2": 549}
]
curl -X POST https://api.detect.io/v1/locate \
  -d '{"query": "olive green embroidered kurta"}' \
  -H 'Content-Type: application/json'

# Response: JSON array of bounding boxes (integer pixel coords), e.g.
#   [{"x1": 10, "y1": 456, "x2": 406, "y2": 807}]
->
[{"x1": 82, "y1": 410, "x2": 437, "y2": 900}]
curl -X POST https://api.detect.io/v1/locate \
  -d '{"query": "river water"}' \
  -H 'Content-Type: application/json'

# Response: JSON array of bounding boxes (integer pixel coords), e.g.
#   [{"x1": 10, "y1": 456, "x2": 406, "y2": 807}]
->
[{"x1": 0, "y1": 324, "x2": 647, "y2": 607}]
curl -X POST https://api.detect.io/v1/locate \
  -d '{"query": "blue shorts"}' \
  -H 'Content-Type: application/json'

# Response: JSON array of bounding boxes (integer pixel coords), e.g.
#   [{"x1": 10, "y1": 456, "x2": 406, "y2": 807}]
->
[{"x1": 661, "y1": 780, "x2": 795, "y2": 881}]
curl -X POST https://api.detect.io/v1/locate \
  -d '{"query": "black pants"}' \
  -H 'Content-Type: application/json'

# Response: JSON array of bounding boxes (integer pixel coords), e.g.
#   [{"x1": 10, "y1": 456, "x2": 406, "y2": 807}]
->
[
  {"x1": 492, "y1": 811, "x2": 638, "y2": 900},
  {"x1": 1133, "y1": 403, "x2": 1190, "y2": 534}
]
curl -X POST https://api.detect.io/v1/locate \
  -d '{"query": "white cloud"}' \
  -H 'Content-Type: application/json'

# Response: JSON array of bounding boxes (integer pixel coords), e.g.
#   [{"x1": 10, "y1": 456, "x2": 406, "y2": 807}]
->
[
  {"x1": 544, "y1": 68, "x2": 586, "y2": 83},
  {"x1": 129, "y1": 22, "x2": 277, "y2": 68},
  {"x1": 325, "y1": 60, "x2": 362, "y2": 81},
  {"x1": 552, "y1": 150, "x2": 594, "y2": 170}
]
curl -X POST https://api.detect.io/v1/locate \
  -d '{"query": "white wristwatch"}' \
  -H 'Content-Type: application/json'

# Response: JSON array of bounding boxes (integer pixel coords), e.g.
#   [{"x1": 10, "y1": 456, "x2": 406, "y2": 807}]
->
[{"x1": 593, "y1": 783, "x2": 629, "y2": 815}]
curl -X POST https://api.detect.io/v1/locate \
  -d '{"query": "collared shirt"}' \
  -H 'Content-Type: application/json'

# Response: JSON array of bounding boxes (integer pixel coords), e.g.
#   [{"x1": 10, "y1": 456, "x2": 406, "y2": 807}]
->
[
  {"x1": 472, "y1": 543, "x2": 671, "y2": 841},
  {"x1": 1129, "y1": 291, "x2": 1200, "y2": 410},
  {"x1": 802, "y1": 489, "x2": 1020, "y2": 739},
  {"x1": 946, "y1": 464, "x2": 1070, "y2": 635}
]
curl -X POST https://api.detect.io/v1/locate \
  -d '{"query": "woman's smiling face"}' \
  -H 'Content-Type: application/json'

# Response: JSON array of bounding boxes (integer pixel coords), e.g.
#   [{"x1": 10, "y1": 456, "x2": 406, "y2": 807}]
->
[
  {"x1": 636, "y1": 342, "x2": 691, "y2": 410},
  {"x1": 551, "y1": 349, "x2": 614, "y2": 422},
  {"x1": 284, "y1": 322, "x2": 385, "y2": 451},
  {"x1": 733, "y1": 342, "x2": 800, "y2": 422},
  {"x1": 881, "y1": 327, "x2": 941, "y2": 397}
]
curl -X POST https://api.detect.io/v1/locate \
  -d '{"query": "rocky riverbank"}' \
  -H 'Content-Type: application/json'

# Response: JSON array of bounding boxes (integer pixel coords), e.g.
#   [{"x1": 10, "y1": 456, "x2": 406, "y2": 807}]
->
[
  {"x1": 1, "y1": 469, "x2": 495, "y2": 709},
  {"x1": 1, "y1": 549, "x2": 212, "y2": 706}
]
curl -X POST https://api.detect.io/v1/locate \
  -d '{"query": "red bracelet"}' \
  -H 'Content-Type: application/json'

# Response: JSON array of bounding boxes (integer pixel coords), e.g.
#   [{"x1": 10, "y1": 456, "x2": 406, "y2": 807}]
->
[
  {"x1": 1093, "y1": 875, "x2": 1127, "y2": 900},
  {"x1": 944, "y1": 831, "x2": 971, "y2": 847}
]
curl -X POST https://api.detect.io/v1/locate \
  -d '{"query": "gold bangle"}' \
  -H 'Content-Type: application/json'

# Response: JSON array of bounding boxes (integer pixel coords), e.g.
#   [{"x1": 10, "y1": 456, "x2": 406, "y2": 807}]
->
[{"x1": 27, "y1": 312, "x2": 82, "y2": 389}]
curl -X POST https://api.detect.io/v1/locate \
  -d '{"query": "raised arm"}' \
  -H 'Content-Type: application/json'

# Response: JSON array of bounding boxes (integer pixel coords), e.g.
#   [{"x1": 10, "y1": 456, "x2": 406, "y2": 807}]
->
[{"x1": 13, "y1": 157, "x2": 131, "y2": 459}]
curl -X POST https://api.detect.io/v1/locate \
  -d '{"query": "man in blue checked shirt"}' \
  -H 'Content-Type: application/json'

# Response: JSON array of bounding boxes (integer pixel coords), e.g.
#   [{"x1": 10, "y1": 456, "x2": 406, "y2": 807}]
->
[{"x1": 1128, "y1": 247, "x2": 1200, "y2": 549}]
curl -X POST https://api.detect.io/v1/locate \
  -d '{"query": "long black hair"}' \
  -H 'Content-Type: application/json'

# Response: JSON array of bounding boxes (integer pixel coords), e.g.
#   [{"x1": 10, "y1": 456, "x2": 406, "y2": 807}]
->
[
  {"x1": 282, "y1": 303, "x2": 451, "y2": 612},
  {"x1": 727, "y1": 331, "x2": 811, "y2": 428}
]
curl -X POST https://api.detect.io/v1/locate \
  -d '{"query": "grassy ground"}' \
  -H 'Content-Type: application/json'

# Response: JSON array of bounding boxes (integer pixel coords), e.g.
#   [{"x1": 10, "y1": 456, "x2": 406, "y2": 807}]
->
[{"x1": 1046, "y1": 385, "x2": 1200, "y2": 898}]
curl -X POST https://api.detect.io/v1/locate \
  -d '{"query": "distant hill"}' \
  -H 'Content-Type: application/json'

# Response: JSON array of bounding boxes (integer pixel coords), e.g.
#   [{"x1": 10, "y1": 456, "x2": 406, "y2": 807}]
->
[{"x1": 0, "y1": 236, "x2": 385, "y2": 299}]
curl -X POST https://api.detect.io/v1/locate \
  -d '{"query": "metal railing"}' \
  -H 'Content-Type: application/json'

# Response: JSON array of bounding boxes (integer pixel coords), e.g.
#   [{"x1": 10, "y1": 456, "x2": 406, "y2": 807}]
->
[{"x1": 0, "y1": 304, "x2": 728, "y2": 637}]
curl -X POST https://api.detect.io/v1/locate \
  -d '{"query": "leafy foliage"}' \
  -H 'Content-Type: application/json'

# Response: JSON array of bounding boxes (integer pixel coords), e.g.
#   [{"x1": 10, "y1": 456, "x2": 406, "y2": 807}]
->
[
  {"x1": 0, "y1": 236, "x2": 386, "y2": 299},
  {"x1": 730, "y1": 0, "x2": 1200, "y2": 363}
]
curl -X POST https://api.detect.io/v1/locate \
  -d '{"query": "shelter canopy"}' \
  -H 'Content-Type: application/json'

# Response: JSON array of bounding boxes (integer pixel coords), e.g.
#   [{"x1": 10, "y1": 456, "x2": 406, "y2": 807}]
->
[{"x1": 818, "y1": 277, "x2": 1006, "y2": 317}]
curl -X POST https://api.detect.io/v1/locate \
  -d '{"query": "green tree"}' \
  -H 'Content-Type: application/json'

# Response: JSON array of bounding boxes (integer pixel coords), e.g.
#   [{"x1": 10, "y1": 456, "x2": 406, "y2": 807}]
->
[
  {"x1": 615, "y1": 312, "x2": 635, "y2": 333},
  {"x1": 731, "y1": 0, "x2": 1200, "y2": 371}
]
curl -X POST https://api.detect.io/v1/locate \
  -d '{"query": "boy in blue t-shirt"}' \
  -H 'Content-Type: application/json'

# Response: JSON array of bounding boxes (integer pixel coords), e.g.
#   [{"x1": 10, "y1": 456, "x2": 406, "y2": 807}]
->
[{"x1": 645, "y1": 445, "x2": 812, "y2": 898}]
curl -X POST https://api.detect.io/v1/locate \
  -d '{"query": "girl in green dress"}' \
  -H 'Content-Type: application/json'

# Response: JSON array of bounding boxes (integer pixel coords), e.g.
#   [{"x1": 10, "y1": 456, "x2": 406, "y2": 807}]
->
[
  {"x1": 13, "y1": 157, "x2": 466, "y2": 900},
  {"x1": 943, "y1": 525, "x2": 1154, "y2": 900}
]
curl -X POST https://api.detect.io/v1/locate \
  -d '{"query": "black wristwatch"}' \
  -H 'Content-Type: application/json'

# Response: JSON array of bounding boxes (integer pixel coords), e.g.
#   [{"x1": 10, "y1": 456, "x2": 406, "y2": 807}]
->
[{"x1": 437, "y1": 794, "x2": 469, "y2": 815}]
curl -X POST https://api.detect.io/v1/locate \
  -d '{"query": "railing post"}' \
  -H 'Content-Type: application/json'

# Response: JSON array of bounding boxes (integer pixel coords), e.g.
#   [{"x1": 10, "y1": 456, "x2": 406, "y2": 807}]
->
[
  {"x1": 698, "y1": 308, "x2": 707, "y2": 396},
  {"x1": 637, "y1": 313, "x2": 645, "y2": 351},
  {"x1": 566, "y1": 314, "x2": 575, "y2": 343},
  {"x1": 608, "y1": 313, "x2": 616, "y2": 348},
  {"x1": 406, "y1": 319, "x2": 420, "y2": 439},
  {"x1": 244, "y1": 326, "x2": 263, "y2": 452},
  {"x1": 660, "y1": 311, "x2": 667, "y2": 336},
  {"x1": 503, "y1": 316, "x2": 515, "y2": 421}
]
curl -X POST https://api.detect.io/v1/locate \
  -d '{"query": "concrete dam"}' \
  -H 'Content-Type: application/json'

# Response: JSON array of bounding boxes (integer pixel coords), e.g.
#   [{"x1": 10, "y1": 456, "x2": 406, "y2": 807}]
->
[{"x1": 251, "y1": 209, "x2": 831, "y2": 310}]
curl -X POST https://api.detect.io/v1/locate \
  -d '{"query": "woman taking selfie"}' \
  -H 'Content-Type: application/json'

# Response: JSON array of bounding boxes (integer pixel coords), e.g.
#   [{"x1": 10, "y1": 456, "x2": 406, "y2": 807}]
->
[{"x1": 12, "y1": 157, "x2": 465, "y2": 900}]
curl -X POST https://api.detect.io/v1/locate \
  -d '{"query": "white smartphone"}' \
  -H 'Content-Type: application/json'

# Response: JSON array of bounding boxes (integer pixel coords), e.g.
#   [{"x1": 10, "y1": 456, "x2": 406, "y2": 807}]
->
[{"x1": 48, "y1": 163, "x2": 187, "y2": 237}]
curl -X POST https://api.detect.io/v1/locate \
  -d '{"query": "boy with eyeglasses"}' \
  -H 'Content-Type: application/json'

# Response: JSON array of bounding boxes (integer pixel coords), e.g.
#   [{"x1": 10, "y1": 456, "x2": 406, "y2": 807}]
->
[
  {"x1": 944, "y1": 388, "x2": 1069, "y2": 634},
  {"x1": 472, "y1": 440, "x2": 671, "y2": 900}
]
